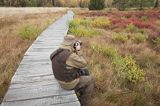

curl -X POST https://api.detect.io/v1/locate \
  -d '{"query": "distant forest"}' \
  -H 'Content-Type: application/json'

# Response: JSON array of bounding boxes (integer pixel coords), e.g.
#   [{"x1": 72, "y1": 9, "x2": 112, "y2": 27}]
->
[{"x1": 0, "y1": 0, "x2": 159, "y2": 9}]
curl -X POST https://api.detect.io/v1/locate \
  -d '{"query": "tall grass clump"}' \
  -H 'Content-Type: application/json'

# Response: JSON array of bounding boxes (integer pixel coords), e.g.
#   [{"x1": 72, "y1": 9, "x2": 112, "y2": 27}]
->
[
  {"x1": 19, "y1": 25, "x2": 41, "y2": 39},
  {"x1": 68, "y1": 18, "x2": 103, "y2": 37},
  {"x1": 152, "y1": 37, "x2": 160, "y2": 46},
  {"x1": 126, "y1": 23, "x2": 138, "y2": 32},
  {"x1": 132, "y1": 33, "x2": 148, "y2": 44},
  {"x1": 69, "y1": 18, "x2": 93, "y2": 28},
  {"x1": 69, "y1": 17, "x2": 111, "y2": 28},
  {"x1": 69, "y1": 26, "x2": 100, "y2": 37},
  {"x1": 112, "y1": 32, "x2": 129, "y2": 43},
  {"x1": 92, "y1": 44, "x2": 145, "y2": 84},
  {"x1": 91, "y1": 44, "x2": 118, "y2": 59},
  {"x1": 92, "y1": 17, "x2": 111, "y2": 28}
]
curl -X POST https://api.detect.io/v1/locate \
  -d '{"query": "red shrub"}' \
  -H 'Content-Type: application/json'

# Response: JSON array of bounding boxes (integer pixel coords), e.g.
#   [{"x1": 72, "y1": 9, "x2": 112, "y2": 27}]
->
[{"x1": 81, "y1": 10, "x2": 160, "y2": 38}]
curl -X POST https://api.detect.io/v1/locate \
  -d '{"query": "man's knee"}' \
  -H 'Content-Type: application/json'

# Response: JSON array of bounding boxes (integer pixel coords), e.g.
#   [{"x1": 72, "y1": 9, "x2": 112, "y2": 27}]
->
[
  {"x1": 90, "y1": 75, "x2": 95, "y2": 84},
  {"x1": 77, "y1": 75, "x2": 95, "y2": 88}
]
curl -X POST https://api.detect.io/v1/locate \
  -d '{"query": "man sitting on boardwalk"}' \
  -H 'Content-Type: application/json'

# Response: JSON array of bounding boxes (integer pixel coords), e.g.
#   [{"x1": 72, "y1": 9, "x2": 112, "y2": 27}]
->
[{"x1": 50, "y1": 35, "x2": 95, "y2": 105}]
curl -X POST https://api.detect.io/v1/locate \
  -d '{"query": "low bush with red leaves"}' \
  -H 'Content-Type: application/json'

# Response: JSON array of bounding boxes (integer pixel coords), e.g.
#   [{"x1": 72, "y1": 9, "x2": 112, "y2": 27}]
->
[{"x1": 80, "y1": 10, "x2": 160, "y2": 40}]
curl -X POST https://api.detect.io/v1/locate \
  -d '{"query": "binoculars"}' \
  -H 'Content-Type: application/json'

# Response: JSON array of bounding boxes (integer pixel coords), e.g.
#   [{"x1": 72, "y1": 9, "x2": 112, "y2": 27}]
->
[{"x1": 78, "y1": 69, "x2": 89, "y2": 76}]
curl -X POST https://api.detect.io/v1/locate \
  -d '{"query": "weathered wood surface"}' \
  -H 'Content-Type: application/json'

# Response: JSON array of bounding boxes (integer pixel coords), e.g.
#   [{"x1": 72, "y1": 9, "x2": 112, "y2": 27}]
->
[{"x1": 1, "y1": 11, "x2": 81, "y2": 106}]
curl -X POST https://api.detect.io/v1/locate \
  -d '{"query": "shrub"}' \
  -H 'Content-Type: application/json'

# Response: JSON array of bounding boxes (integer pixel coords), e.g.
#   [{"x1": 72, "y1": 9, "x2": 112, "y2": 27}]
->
[
  {"x1": 69, "y1": 19, "x2": 81, "y2": 28},
  {"x1": 69, "y1": 26, "x2": 101, "y2": 37},
  {"x1": 126, "y1": 23, "x2": 138, "y2": 32},
  {"x1": 126, "y1": 18, "x2": 155, "y2": 29},
  {"x1": 132, "y1": 33, "x2": 148, "y2": 44},
  {"x1": 141, "y1": 16, "x2": 148, "y2": 21},
  {"x1": 112, "y1": 32, "x2": 129, "y2": 43},
  {"x1": 68, "y1": 18, "x2": 102, "y2": 37},
  {"x1": 92, "y1": 43, "x2": 145, "y2": 84},
  {"x1": 93, "y1": 17, "x2": 111, "y2": 28},
  {"x1": 19, "y1": 25, "x2": 41, "y2": 39},
  {"x1": 69, "y1": 17, "x2": 111, "y2": 29},
  {"x1": 69, "y1": 18, "x2": 93, "y2": 28},
  {"x1": 80, "y1": 19, "x2": 93, "y2": 27},
  {"x1": 91, "y1": 44, "x2": 118, "y2": 59},
  {"x1": 112, "y1": 56, "x2": 145, "y2": 84},
  {"x1": 152, "y1": 37, "x2": 160, "y2": 46},
  {"x1": 89, "y1": 0, "x2": 105, "y2": 10},
  {"x1": 148, "y1": 31, "x2": 159, "y2": 42}
]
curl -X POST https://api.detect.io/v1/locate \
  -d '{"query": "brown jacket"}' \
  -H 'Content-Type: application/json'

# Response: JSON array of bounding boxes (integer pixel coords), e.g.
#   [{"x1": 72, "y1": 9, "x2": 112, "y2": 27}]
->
[{"x1": 57, "y1": 42, "x2": 87, "y2": 90}]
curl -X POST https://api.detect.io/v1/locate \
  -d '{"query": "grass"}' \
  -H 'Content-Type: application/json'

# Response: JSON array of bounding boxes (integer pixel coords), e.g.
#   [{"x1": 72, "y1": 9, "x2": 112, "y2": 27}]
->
[
  {"x1": 111, "y1": 32, "x2": 148, "y2": 44},
  {"x1": 112, "y1": 32, "x2": 129, "y2": 43},
  {"x1": 72, "y1": 9, "x2": 160, "y2": 106},
  {"x1": 68, "y1": 17, "x2": 110, "y2": 37},
  {"x1": 136, "y1": 49, "x2": 159, "y2": 68},
  {"x1": 19, "y1": 25, "x2": 41, "y2": 39},
  {"x1": 0, "y1": 11, "x2": 65, "y2": 103},
  {"x1": 92, "y1": 17, "x2": 111, "y2": 28},
  {"x1": 132, "y1": 33, "x2": 148, "y2": 44},
  {"x1": 92, "y1": 44, "x2": 145, "y2": 84},
  {"x1": 126, "y1": 23, "x2": 138, "y2": 32},
  {"x1": 152, "y1": 37, "x2": 160, "y2": 46},
  {"x1": 69, "y1": 26, "x2": 101, "y2": 37}
]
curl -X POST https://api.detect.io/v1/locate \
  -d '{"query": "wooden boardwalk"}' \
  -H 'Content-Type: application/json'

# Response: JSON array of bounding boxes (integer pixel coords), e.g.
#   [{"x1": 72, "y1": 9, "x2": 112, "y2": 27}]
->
[{"x1": 1, "y1": 11, "x2": 81, "y2": 106}]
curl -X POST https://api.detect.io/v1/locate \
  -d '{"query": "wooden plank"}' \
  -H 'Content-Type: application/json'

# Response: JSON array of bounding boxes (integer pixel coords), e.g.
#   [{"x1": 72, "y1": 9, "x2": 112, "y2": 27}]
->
[
  {"x1": 51, "y1": 101, "x2": 80, "y2": 106},
  {"x1": 21, "y1": 58, "x2": 50, "y2": 62},
  {"x1": 14, "y1": 66, "x2": 52, "y2": 75},
  {"x1": 11, "y1": 74, "x2": 54, "y2": 83},
  {"x1": 10, "y1": 80, "x2": 58, "y2": 89},
  {"x1": 3, "y1": 84, "x2": 75, "y2": 102},
  {"x1": 1, "y1": 94, "x2": 79, "y2": 106},
  {"x1": 14, "y1": 69, "x2": 52, "y2": 76},
  {"x1": 27, "y1": 48, "x2": 58, "y2": 52}
]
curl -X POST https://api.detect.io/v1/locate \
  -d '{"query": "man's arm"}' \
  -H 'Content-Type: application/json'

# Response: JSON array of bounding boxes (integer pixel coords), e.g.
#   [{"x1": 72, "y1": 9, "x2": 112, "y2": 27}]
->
[{"x1": 66, "y1": 52, "x2": 87, "y2": 69}]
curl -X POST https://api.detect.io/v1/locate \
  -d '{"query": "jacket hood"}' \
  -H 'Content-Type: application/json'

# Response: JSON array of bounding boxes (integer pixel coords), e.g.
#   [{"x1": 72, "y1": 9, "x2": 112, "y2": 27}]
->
[
  {"x1": 59, "y1": 43, "x2": 74, "y2": 51},
  {"x1": 59, "y1": 35, "x2": 76, "y2": 52}
]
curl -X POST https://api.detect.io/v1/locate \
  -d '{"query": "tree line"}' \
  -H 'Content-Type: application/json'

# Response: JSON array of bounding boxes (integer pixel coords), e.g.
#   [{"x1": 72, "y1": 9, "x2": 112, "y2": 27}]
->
[
  {"x1": 0, "y1": 0, "x2": 54, "y2": 7},
  {"x1": 0, "y1": 0, "x2": 159, "y2": 10},
  {"x1": 112, "y1": 0, "x2": 160, "y2": 10}
]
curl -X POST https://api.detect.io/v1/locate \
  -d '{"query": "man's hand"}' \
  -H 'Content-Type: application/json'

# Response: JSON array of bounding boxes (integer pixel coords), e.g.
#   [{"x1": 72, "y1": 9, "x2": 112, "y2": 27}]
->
[
  {"x1": 76, "y1": 50, "x2": 83, "y2": 56},
  {"x1": 78, "y1": 69, "x2": 90, "y2": 76}
]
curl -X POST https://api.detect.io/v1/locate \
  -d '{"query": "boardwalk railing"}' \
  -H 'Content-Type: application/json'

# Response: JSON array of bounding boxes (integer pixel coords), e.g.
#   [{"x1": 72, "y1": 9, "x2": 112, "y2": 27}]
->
[{"x1": 1, "y1": 11, "x2": 81, "y2": 106}]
